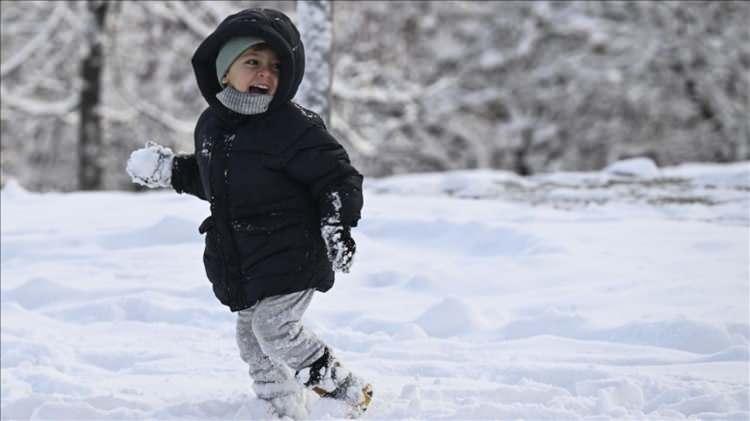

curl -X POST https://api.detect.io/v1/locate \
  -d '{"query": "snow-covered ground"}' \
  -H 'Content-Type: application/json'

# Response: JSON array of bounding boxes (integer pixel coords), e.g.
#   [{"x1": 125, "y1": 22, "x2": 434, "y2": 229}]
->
[{"x1": 2, "y1": 160, "x2": 749, "y2": 420}]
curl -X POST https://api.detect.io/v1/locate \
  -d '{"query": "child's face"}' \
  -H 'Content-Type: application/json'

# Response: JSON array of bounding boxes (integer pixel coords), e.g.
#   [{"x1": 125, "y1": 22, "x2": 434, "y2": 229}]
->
[{"x1": 222, "y1": 46, "x2": 280, "y2": 96}]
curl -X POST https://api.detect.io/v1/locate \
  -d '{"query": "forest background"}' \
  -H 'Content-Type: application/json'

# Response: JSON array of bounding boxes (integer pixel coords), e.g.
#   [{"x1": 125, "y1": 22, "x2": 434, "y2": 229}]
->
[{"x1": 1, "y1": 0, "x2": 748, "y2": 192}]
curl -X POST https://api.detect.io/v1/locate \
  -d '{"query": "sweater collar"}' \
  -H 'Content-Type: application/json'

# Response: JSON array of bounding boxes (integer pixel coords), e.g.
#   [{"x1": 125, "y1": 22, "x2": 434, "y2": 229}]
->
[{"x1": 216, "y1": 86, "x2": 273, "y2": 115}]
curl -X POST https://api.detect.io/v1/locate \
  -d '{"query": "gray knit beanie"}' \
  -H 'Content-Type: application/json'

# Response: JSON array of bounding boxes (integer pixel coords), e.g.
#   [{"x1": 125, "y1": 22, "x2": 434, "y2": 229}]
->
[{"x1": 215, "y1": 36, "x2": 265, "y2": 84}]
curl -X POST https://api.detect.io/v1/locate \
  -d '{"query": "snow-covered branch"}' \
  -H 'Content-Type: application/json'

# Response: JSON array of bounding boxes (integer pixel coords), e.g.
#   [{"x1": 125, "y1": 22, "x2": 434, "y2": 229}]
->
[
  {"x1": 331, "y1": 111, "x2": 376, "y2": 157},
  {"x1": 165, "y1": 0, "x2": 213, "y2": 38},
  {"x1": 0, "y1": 86, "x2": 79, "y2": 116},
  {"x1": 0, "y1": 2, "x2": 66, "y2": 77}
]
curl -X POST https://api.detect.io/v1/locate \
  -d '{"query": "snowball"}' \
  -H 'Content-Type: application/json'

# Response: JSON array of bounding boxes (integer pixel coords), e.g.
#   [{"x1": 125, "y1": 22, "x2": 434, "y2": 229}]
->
[
  {"x1": 126, "y1": 142, "x2": 174, "y2": 188},
  {"x1": 126, "y1": 147, "x2": 161, "y2": 181}
]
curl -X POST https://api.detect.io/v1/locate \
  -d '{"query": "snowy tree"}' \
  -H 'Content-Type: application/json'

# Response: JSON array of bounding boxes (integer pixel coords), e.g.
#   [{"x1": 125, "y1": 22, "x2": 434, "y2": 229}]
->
[
  {"x1": 1, "y1": 0, "x2": 748, "y2": 191},
  {"x1": 331, "y1": 1, "x2": 750, "y2": 176},
  {"x1": 1, "y1": 1, "x2": 293, "y2": 191},
  {"x1": 1, "y1": 1, "x2": 84, "y2": 191},
  {"x1": 296, "y1": 0, "x2": 334, "y2": 126}
]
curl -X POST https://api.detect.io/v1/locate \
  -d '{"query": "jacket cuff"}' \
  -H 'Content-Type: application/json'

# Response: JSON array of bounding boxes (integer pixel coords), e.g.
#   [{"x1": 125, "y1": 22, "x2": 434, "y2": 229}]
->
[
  {"x1": 319, "y1": 188, "x2": 362, "y2": 228},
  {"x1": 170, "y1": 154, "x2": 191, "y2": 194}
]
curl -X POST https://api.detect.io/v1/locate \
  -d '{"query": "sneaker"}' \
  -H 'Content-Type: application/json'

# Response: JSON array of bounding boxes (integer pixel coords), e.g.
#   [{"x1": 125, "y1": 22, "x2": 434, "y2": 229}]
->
[
  {"x1": 327, "y1": 375, "x2": 373, "y2": 417},
  {"x1": 296, "y1": 348, "x2": 373, "y2": 414}
]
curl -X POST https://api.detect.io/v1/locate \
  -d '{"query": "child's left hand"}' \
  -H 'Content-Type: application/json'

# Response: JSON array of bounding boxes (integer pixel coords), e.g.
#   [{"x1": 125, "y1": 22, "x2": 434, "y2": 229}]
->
[{"x1": 321, "y1": 224, "x2": 356, "y2": 273}]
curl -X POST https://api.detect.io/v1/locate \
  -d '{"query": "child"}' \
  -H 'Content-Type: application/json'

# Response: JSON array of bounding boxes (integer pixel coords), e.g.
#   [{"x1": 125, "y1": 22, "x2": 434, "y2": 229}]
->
[{"x1": 126, "y1": 7, "x2": 371, "y2": 419}]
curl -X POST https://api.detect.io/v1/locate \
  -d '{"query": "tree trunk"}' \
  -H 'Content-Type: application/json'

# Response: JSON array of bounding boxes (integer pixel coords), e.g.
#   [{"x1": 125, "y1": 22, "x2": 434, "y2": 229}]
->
[
  {"x1": 296, "y1": 0, "x2": 333, "y2": 126},
  {"x1": 78, "y1": 1, "x2": 108, "y2": 190}
]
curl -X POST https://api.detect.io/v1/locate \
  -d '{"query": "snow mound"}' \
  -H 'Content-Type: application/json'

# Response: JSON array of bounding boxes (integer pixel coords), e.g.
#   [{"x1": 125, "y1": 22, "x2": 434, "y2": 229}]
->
[
  {"x1": 500, "y1": 308, "x2": 739, "y2": 354},
  {"x1": 500, "y1": 307, "x2": 589, "y2": 340},
  {"x1": 604, "y1": 157, "x2": 660, "y2": 177},
  {"x1": 2, "y1": 277, "x2": 81, "y2": 310},
  {"x1": 695, "y1": 345, "x2": 750, "y2": 363},
  {"x1": 360, "y1": 218, "x2": 558, "y2": 257},
  {"x1": 366, "y1": 169, "x2": 531, "y2": 199},
  {"x1": 1, "y1": 178, "x2": 32, "y2": 200},
  {"x1": 44, "y1": 292, "x2": 231, "y2": 328},
  {"x1": 97, "y1": 215, "x2": 200, "y2": 249},
  {"x1": 604, "y1": 319, "x2": 736, "y2": 354},
  {"x1": 415, "y1": 297, "x2": 485, "y2": 337},
  {"x1": 576, "y1": 377, "x2": 645, "y2": 412},
  {"x1": 662, "y1": 161, "x2": 750, "y2": 189}
]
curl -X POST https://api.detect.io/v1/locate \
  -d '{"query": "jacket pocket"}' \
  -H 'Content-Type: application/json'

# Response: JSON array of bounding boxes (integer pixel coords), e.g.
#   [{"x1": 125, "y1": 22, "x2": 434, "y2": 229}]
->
[
  {"x1": 198, "y1": 215, "x2": 215, "y2": 234},
  {"x1": 232, "y1": 216, "x2": 313, "y2": 277}
]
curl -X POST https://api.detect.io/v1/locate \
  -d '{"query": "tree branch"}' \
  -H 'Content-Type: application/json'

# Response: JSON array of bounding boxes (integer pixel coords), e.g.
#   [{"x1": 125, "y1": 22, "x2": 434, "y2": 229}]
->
[
  {"x1": 0, "y1": 86, "x2": 79, "y2": 116},
  {"x1": 0, "y1": 2, "x2": 66, "y2": 77},
  {"x1": 165, "y1": 1, "x2": 212, "y2": 38}
]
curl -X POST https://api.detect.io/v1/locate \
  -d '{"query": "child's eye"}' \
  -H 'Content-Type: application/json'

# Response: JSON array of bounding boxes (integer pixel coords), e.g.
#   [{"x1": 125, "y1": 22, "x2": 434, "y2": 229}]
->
[{"x1": 244, "y1": 59, "x2": 259, "y2": 66}]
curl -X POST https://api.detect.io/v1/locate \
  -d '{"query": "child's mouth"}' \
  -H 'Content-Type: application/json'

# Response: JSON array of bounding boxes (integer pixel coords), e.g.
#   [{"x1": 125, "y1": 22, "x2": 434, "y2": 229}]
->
[{"x1": 248, "y1": 86, "x2": 269, "y2": 94}]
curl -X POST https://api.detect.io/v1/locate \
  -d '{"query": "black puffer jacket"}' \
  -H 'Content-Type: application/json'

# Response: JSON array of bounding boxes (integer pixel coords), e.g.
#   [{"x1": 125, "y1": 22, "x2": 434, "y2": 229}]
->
[{"x1": 170, "y1": 8, "x2": 363, "y2": 311}]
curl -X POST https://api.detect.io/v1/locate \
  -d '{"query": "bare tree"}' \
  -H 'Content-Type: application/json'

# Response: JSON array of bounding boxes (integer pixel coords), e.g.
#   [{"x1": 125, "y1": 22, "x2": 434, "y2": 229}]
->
[{"x1": 78, "y1": 1, "x2": 110, "y2": 190}]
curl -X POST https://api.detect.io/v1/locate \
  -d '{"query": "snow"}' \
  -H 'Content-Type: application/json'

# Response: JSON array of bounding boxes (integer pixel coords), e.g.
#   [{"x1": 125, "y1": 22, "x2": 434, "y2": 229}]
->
[
  {"x1": 604, "y1": 157, "x2": 660, "y2": 178},
  {"x1": 2, "y1": 160, "x2": 749, "y2": 420}
]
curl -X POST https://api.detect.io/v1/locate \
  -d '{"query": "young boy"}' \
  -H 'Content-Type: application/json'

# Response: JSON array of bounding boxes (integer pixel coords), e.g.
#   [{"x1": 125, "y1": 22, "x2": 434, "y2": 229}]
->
[{"x1": 126, "y1": 7, "x2": 371, "y2": 419}]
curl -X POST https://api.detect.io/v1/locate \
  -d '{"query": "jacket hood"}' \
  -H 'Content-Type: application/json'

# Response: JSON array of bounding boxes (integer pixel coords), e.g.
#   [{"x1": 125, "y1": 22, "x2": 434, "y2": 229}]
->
[{"x1": 192, "y1": 8, "x2": 305, "y2": 115}]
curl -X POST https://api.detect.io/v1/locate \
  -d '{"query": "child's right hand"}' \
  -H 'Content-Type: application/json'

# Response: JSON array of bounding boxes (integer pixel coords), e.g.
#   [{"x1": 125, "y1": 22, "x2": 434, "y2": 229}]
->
[{"x1": 126, "y1": 141, "x2": 175, "y2": 188}]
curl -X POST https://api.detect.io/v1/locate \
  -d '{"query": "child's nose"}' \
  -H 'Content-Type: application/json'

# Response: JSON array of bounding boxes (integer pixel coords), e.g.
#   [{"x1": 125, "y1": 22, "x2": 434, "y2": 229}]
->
[{"x1": 258, "y1": 64, "x2": 273, "y2": 76}]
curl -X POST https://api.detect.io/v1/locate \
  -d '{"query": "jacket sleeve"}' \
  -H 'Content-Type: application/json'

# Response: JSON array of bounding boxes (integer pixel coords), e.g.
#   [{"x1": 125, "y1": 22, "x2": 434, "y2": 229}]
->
[
  {"x1": 283, "y1": 127, "x2": 363, "y2": 227},
  {"x1": 170, "y1": 109, "x2": 212, "y2": 201},
  {"x1": 170, "y1": 154, "x2": 207, "y2": 201}
]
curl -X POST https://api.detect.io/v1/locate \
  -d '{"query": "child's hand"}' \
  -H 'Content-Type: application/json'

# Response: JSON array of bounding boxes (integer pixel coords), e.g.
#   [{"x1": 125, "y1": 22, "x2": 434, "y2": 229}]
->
[
  {"x1": 321, "y1": 224, "x2": 356, "y2": 273},
  {"x1": 126, "y1": 141, "x2": 175, "y2": 188}
]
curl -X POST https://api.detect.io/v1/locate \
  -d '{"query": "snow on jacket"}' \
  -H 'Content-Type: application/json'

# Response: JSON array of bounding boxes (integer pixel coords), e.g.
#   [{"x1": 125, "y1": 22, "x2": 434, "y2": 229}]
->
[{"x1": 170, "y1": 8, "x2": 363, "y2": 311}]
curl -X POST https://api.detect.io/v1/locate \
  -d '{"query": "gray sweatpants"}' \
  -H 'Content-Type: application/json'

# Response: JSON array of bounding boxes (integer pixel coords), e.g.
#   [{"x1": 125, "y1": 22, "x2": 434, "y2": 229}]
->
[{"x1": 236, "y1": 289, "x2": 326, "y2": 400}]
